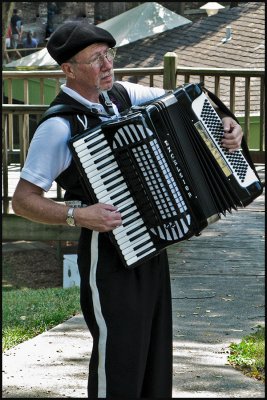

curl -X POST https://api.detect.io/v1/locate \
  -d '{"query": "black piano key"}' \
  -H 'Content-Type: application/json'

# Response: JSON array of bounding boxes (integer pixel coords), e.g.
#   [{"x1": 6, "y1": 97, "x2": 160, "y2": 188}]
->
[
  {"x1": 92, "y1": 148, "x2": 112, "y2": 161},
  {"x1": 96, "y1": 158, "x2": 115, "y2": 171},
  {"x1": 129, "y1": 230, "x2": 147, "y2": 242},
  {"x1": 90, "y1": 143, "x2": 109, "y2": 155},
  {"x1": 84, "y1": 131, "x2": 101, "y2": 143},
  {"x1": 105, "y1": 178, "x2": 125, "y2": 192},
  {"x1": 110, "y1": 188, "x2": 129, "y2": 200},
  {"x1": 101, "y1": 166, "x2": 120, "y2": 179},
  {"x1": 119, "y1": 202, "x2": 135, "y2": 214},
  {"x1": 103, "y1": 174, "x2": 123, "y2": 186},
  {"x1": 113, "y1": 193, "x2": 132, "y2": 206},
  {"x1": 123, "y1": 215, "x2": 142, "y2": 227},
  {"x1": 127, "y1": 222, "x2": 146, "y2": 236},
  {"x1": 122, "y1": 209, "x2": 139, "y2": 221},
  {"x1": 86, "y1": 137, "x2": 104, "y2": 149},
  {"x1": 136, "y1": 245, "x2": 155, "y2": 258},
  {"x1": 133, "y1": 238, "x2": 151, "y2": 251}
]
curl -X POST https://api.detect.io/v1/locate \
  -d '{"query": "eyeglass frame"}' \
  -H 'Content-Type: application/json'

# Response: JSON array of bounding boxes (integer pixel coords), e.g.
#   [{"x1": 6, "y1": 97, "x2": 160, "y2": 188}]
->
[{"x1": 69, "y1": 48, "x2": 116, "y2": 68}]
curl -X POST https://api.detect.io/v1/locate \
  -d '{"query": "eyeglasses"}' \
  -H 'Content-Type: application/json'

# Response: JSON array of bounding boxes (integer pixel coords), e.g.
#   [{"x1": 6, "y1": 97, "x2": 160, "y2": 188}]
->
[{"x1": 70, "y1": 48, "x2": 116, "y2": 68}]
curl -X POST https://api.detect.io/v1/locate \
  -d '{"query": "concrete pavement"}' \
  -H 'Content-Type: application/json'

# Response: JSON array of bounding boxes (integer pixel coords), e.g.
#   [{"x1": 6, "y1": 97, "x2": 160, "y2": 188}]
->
[{"x1": 2, "y1": 178, "x2": 265, "y2": 398}]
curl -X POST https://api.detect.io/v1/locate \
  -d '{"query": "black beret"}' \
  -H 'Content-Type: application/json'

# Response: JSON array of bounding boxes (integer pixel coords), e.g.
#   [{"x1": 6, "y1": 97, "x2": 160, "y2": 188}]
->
[{"x1": 47, "y1": 21, "x2": 116, "y2": 65}]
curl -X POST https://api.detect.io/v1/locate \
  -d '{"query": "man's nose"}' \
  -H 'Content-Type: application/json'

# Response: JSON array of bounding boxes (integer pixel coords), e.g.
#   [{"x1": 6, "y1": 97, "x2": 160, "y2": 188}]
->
[{"x1": 101, "y1": 55, "x2": 113, "y2": 68}]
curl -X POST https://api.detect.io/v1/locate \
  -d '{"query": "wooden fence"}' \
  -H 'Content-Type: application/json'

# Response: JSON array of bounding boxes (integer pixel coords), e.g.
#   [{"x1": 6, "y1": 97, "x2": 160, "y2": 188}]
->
[{"x1": 2, "y1": 55, "x2": 265, "y2": 241}]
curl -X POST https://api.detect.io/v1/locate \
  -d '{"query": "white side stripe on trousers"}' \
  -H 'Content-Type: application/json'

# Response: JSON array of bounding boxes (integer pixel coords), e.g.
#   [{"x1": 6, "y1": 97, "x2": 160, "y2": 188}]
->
[{"x1": 89, "y1": 231, "x2": 107, "y2": 397}]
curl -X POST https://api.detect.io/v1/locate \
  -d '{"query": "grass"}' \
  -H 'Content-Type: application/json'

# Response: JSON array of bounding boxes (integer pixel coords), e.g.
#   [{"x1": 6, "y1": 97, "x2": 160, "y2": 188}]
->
[
  {"x1": 2, "y1": 248, "x2": 81, "y2": 352},
  {"x1": 2, "y1": 286, "x2": 81, "y2": 351},
  {"x1": 228, "y1": 325, "x2": 265, "y2": 382}
]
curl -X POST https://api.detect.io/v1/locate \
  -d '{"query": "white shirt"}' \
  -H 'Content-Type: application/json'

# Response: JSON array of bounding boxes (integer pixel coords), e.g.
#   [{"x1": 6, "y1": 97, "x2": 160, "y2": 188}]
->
[{"x1": 21, "y1": 81, "x2": 165, "y2": 191}]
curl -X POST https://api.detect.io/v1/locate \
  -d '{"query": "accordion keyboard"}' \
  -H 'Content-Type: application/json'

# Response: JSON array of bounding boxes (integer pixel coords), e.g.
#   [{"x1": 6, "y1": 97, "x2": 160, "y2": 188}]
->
[{"x1": 72, "y1": 128, "x2": 157, "y2": 267}]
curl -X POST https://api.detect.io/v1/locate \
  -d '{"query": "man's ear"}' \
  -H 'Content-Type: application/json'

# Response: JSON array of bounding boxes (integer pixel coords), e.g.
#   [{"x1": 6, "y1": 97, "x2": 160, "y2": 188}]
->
[{"x1": 61, "y1": 63, "x2": 76, "y2": 79}]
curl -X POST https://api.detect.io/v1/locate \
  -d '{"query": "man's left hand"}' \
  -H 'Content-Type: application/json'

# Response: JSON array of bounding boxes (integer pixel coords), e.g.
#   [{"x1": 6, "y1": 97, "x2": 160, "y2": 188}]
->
[{"x1": 221, "y1": 117, "x2": 243, "y2": 152}]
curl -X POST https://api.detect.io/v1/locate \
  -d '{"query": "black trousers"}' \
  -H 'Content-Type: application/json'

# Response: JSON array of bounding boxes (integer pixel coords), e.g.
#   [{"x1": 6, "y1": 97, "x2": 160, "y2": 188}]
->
[{"x1": 77, "y1": 228, "x2": 173, "y2": 398}]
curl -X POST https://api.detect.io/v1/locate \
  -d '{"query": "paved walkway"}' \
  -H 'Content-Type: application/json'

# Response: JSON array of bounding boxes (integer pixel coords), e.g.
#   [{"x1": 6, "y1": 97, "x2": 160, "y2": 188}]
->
[{"x1": 2, "y1": 167, "x2": 265, "y2": 398}]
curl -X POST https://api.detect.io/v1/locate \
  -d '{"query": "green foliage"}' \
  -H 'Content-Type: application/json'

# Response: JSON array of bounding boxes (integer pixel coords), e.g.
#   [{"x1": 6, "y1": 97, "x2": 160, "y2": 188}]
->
[
  {"x1": 2, "y1": 286, "x2": 81, "y2": 351},
  {"x1": 228, "y1": 326, "x2": 265, "y2": 382}
]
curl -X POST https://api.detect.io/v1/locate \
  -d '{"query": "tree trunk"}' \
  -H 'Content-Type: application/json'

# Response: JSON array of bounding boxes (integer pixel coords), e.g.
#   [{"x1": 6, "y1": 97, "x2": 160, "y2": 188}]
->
[{"x1": 2, "y1": 2, "x2": 15, "y2": 51}]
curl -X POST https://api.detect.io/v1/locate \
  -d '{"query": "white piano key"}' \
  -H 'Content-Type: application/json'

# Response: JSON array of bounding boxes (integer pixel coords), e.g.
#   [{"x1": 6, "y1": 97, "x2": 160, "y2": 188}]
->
[
  {"x1": 72, "y1": 129, "x2": 102, "y2": 148},
  {"x1": 99, "y1": 184, "x2": 129, "y2": 203},
  {"x1": 118, "y1": 201, "x2": 136, "y2": 214},
  {"x1": 76, "y1": 140, "x2": 108, "y2": 158},
  {"x1": 93, "y1": 175, "x2": 124, "y2": 192},
  {"x1": 108, "y1": 192, "x2": 132, "y2": 207},
  {"x1": 118, "y1": 232, "x2": 151, "y2": 251},
  {"x1": 85, "y1": 160, "x2": 117, "y2": 178},
  {"x1": 113, "y1": 212, "x2": 144, "y2": 239},
  {"x1": 114, "y1": 218, "x2": 142, "y2": 240},
  {"x1": 74, "y1": 133, "x2": 105, "y2": 152},
  {"x1": 79, "y1": 147, "x2": 112, "y2": 165},
  {"x1": 126, "y1": 246, "x2": 156, "y2": 266},
  {"x1": 121, "y1": 210, "x2": 140, "y2": 224},
  {"x1": 114, "y1": 225, "x2": 147, "y2": 245},
  {"x1": 123, "y1": 241, "x2": 155, "y2": 261},
  {"x1": 91, "y1": 170, "x2": 122, "y2": 190}
]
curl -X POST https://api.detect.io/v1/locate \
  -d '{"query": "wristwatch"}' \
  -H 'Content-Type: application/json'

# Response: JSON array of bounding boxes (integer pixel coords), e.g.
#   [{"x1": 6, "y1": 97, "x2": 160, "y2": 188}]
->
[{"x1": 66, "y1": 207, "x2": 76, "y2": 227}]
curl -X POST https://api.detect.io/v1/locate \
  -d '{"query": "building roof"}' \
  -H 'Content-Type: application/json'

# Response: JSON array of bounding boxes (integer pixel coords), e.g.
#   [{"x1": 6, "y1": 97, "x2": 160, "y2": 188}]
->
[
  {"x1": 115, "y1": 2, "x2": 265, "y2": 115},
  {"x1": 98, "y1": 2, "x2": 191, "y2": 47},
  {"x1": 5, "y1": 47, "x2": 58, "y2": 69},
  {"x1": 5, "y1": 2, "x2": 191, "y2": 69}
]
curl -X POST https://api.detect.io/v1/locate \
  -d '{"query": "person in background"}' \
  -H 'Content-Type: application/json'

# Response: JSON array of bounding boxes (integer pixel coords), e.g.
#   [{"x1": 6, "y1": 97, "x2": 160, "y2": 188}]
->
[
  {"x1": 12, "y1": 21, "x2": 243, "y2": 398},
  {"x1": 4, "y1": 24, "x2": 12, "y2": 63},
  {"x1": 6, "y1": 24, "x2": 12, "y2": 48},
  {"x1": 23, "y1": 31, "x2": 38, "y2": 55},
  {"x1": 23, "y1": 31, "x2": 38, "y2": 48},
  {"x1": 10, "y1": 9, "x2": 23, "y2": 49}
]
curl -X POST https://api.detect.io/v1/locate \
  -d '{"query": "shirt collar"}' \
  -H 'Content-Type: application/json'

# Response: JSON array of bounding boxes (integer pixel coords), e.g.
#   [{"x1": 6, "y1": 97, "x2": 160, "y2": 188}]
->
[{"x1": 61, "y1": 84, "x2": 119, "y2": 118}]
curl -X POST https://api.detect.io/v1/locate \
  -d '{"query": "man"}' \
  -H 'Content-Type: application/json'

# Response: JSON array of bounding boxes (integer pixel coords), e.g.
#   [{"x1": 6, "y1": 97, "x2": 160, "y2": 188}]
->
[
  {"x1": 12, "y1": 21, "x2": 243, "y2": 398},
  {"x1": 10, "y1": 9, "x2": 23, "y2": 50}
]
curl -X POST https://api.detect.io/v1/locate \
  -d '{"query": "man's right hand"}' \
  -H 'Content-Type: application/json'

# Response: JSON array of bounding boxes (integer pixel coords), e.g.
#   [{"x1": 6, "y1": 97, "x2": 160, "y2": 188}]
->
[{"x1": 74, "y1": 203, "x2": 122, "y2": 232}]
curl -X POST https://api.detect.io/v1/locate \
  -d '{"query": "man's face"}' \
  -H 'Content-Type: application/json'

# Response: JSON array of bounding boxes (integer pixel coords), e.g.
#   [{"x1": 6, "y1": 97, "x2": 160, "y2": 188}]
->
[{"x1": 67, "y1": 43, "x2": 115, "y2": 93}]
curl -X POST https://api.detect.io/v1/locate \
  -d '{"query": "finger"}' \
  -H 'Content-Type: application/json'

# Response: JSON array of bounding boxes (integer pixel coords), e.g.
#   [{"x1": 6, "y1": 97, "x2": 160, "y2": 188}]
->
[
  {"x1": 98, "y1": 203, "x2": 118, "y2": 212},
  {"x1": 222, "y1": 133, "x2": 241, "y2": 145},
  {"x1": 221, "y1": 139, "x2": 240, "y2": 149},
  {"x1": 221, "y1": 140, "x2": 240, "y2": 152},
  {"x1": 222, "y1": 124, "x2": 232, "y2": 133},
  {"x1": 105, "y1": 208, "x2": 122, "y2": 223}
]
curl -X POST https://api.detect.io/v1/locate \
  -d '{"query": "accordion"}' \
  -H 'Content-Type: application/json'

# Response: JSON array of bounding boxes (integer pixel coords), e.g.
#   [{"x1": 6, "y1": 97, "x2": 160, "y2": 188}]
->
[{"x1": 69, "y1": 83, "x2": 263, "y2": 269}]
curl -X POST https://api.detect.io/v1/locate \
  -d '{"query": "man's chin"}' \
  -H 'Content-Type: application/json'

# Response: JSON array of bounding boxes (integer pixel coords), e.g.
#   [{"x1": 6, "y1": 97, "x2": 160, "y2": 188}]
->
[
  {"x1": 100, "y1": 72, "x2": 114, "y2": 91},
  {"x1": 102, "y1": 79, "x2": 114, "y2": 91},
  {"x1": 98, "y1": 84, "x2": 114, "y2": 94},
  {"x1": 105, "y1": 83, "x2": 114, "y2": 91}
]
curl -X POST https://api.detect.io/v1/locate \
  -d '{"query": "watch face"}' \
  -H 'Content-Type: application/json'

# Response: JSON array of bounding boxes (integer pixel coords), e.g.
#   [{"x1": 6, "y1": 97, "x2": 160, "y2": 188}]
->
[
  {"x1": 67, "y1": 217, "x2": 75, "y2": 226},
  {"x1": 66, "y1": 208, "x2": 75, "y2": 226}
]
